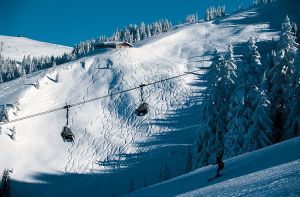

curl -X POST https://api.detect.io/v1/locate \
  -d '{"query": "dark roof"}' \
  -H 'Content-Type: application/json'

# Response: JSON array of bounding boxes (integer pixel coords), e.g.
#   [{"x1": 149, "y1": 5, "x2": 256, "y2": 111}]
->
[{"x1": 94, "y1": 41, "x2": 133, "y2": 48}]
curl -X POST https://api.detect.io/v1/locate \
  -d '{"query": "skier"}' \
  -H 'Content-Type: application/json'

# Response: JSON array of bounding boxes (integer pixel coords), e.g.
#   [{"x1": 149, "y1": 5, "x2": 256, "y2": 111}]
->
[
  {"x1": 215, "y1": 153, "x2": 224, "y2": 177},
  {"x1": 207, "y1": 153, "x2": 224, "y2": 181}
]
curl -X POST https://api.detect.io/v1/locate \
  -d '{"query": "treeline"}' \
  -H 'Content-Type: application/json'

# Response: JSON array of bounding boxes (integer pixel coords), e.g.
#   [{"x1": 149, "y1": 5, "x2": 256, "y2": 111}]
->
[
  {"x1": 0, "y1": 52, "x2": 75, "y2": 83},
  {"x1": 72, "y1": 19, "x2": 173, "y2": 57},
  {"x1": 190, "y1": 16, "x2": 300, "y2": 170}
]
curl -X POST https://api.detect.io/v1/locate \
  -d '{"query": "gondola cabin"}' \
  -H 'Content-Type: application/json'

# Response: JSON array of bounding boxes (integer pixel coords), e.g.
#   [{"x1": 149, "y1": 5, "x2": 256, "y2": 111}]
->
[
  {"x1": 135, "y1": 103, "x2": 149, "y2": 116},
  {"x1": 94, "y1": 41, "x2": 133, "y2": 50},
  {"x1": 61, "y1": 126, "x2": 75, "y2": 142}
]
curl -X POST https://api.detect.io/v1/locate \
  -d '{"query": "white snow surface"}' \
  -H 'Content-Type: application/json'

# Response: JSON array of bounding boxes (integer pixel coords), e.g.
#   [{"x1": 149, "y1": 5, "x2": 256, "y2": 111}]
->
[
  {"x1": 126, "y1": 137, "x2": 300, "y2": 197},
  {"x1": 0, "y1": 35, "x2": 72, "y2": 61},
  {"x1": 0, "y1": 1, "x2": 299, "y2": 196}
]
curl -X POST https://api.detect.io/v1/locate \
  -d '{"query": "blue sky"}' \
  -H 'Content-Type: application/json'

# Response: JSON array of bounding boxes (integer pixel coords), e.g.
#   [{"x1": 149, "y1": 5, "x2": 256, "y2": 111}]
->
[{"x1": 0, "y1": 0, "x2": 252, "y2": 46}]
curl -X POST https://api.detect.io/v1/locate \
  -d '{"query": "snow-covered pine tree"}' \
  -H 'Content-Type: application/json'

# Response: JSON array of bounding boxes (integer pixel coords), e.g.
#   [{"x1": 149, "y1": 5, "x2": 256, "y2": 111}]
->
[
  {"x1": 242, "y1": 82, "x2": 273, "y2": 153},
  {"x1": 135, "y1": 29, "x2": 141, "y2": 42},
  {"x1": 283, "y1": 43, "x2": 300, "y2": 139},
  {"x1": 193, "y1": 48, "x2": 234, "y2": 168},
  {"x1": 139, "y1": 22, "x2": 147, "y2": 40},
  {"x1": 221, "y1": 5, "x2": 226, "y2": 17},
  {"x1": 1, "y1": 169, "x2": 11, "y2": 197},
  {"x1": 13, "y1": 99, "x2": 20, "y2": 111},
  {"x1": 269, "y1": 16, "x2": 299, "y2": 141},
  {"x1": 277, "y1": 16, "x2": 298, "y2": 61},
  {"x1": 193, "y1": 49, "x2": 222, "y2": 168},
  {"x1": 161, "y1": 19, "x2": 172, "y2": 32},
  {"x1": 224, "y1": 39, "x2": 262, "y2": 158},
  {"x1": 146, "y1": 24, "x2": 151, "y2": 38},
  {"x1": 261, "y1": 50, "x2": 277, "y2": 95},
  {"x1": 205, "y1": 8, "x2": 210, "y2": 21},
  {"x1": 224, "y1": 44, "x2": 237, "y2": 81}
]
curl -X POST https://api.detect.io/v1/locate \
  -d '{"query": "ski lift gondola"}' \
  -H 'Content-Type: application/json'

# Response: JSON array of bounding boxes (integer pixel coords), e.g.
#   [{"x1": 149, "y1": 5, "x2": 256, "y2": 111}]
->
[
  {"x1": 61, "y1": 103, "x2": 75, "y2": 142},
  {"x1": 61, "y1": 126, "x2": 75, "y2": 142},
  {"x1": 135, "y1": 84, "x2": 149, "y2": 116}
]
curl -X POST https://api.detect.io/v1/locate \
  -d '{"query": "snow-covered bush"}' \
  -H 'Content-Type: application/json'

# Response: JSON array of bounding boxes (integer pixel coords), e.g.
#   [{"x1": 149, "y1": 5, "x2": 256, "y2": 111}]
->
[
  {"x1": 1, "y1": 106, "x2": 9, "y2": 122},
  {"x1": 9, "y1": 126, "x2": 16, "y2": 141},
  {"x1": 185, "y1": 13, "x2": 198, "y2": 24}
]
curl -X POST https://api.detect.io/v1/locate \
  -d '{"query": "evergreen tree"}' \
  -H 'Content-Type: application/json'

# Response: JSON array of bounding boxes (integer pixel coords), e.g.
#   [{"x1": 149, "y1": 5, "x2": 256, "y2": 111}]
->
[
  {"x1": 221, "y1": 5, "x2": 226, "y2": 17},
  {"x1": 205, "y1": 8, "x2": 210, "y2": 21},
  {"x1": 269, "y1": 16, "x2": 299, "y2": 141},
  {"x1": 242, "y1": 87, "x2": 273, "y2": 153},
  {"x1": 13, "y1": 99, "x2": 20, "y2": 112},
  {"x1": 224, "y1": 44, "x2": 237, "y2": 82},
  {"x1": 264, "y1": 50, "x2": 276, "y2": 87},
  {"x1": 277, "y1": 16, "x2": 298, "y2": 60},
  {"x1": 140, "y1": 22, "x2": 147, "y2": 40},
  {"x1": 284, "y1": 45, "x2": 300, "y2": 139},
  {"x1": 193, "y1": 49, "x2": 234, "y2": 168},
  {"x1": 1, "y1": 169, "x2": 12, "y2": 197},
  {"x1": 135, "y1": 29, "x2": 141, "y2": 42},
  {"x1": 146, "y1": 24, "x2": 151, "y2": 38},
  {"x1": 225, "y1": 38, "x2": 263, "y2": 157}
]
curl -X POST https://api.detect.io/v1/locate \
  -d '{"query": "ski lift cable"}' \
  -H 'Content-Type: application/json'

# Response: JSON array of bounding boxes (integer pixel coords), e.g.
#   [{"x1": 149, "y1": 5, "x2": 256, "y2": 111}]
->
[{"x1": 0, "y1": 68, "x2": 205, "y2": 126}]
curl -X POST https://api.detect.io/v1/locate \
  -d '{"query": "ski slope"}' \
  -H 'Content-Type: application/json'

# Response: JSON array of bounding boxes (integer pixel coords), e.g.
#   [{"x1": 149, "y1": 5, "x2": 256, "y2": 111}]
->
[
  {"x1": 126, "y1": 137, "x2": 300, "y2": 197},
  {"x1": 0, "y1": 35, "x2": 72, "y2": 61},
  {"x1": 0, "y1": 1, "x2": 299, "y2": 196}
]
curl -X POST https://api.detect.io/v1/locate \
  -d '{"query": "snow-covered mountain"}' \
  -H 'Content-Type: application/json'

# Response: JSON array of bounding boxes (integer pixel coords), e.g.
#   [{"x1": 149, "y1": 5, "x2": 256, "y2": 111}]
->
[
  {"x1": 0, "y1": 0, "x2": 299, "y2": 196},
  {"x1": 0, "y1": 35, "x2": 72, "y2": 61}
]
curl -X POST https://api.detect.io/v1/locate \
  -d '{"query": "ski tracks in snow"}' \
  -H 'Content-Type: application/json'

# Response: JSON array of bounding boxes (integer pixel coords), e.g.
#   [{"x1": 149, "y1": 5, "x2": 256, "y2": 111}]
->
[{"x1": 60, "y1": 47, "x2": 199, "y2": 176}]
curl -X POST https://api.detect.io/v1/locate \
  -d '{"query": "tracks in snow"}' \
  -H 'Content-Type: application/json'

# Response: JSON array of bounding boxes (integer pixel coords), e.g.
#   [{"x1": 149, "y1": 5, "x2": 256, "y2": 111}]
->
[{"x1": 60, "y1": 48, "x2": 200, "y2": 174}]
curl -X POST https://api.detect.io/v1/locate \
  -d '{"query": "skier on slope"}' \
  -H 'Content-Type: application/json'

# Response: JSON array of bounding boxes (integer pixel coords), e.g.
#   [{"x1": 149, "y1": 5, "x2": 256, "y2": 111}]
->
[
  {"x1": 214, "y1": 152, "x2": 224, "y2": 177},
  {"x1": 207, "y1": 152, "x2": 224, "y2": 181}
]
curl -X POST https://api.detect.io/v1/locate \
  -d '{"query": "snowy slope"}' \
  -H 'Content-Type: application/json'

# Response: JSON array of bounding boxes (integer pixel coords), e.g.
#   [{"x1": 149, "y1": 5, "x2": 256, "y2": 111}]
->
[
  {"x1": 0, "y1": 1, "x2": 299, "y2": 196},
  {"x1": 0, "y1": 35, "x2": 72, "y2": 61},
  {"x1": 126, "y1": 137, "x2": 300, "y2": 197}
]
